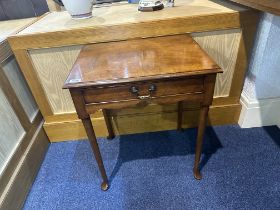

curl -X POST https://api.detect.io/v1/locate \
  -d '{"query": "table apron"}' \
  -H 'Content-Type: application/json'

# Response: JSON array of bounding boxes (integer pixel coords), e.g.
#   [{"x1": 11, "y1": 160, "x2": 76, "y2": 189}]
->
[{"x1": 85, "y1": 92, "x2": 204, "y2": 113}]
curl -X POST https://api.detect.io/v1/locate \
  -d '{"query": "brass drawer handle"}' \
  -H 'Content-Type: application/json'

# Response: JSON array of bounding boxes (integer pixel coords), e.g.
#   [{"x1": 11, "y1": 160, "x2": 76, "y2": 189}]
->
[
  {"x1": 130, "y1": 86, "x2": 139, "y2": 95},
  {"x1": 148, "y1": 84, "x2": 157, "y2": 92},
  {"x1": 130, "y1": 84, "x2": 157, "y2": 100},
  {"x1": 138, "y1": 95, "x2": 151, "y2": 100}
]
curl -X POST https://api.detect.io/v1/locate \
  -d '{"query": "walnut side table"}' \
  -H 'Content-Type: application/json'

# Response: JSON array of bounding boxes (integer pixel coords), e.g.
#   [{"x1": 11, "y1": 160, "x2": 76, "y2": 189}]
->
[{"x1": 63, "y1": 34, "x2": 222, "y2": 191}]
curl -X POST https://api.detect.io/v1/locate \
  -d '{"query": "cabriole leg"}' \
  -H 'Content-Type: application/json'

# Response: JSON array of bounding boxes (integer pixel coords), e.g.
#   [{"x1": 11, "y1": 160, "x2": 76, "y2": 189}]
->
[
  {"x1": 82, "y1": 117, "x2": 109, "y2": 191},
  {"x1": 193, "y1": 105, "x2": 209, "y2": 180}
]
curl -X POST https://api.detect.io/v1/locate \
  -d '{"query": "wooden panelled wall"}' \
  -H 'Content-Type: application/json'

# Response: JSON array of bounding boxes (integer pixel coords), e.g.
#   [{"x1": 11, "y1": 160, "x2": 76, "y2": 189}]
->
[
  {"x1": 0, "y1": 40, "x2": 49, "y2": 209},
  {"x1": 8, "y1": 9, "x2": 260, "y2": 142}
]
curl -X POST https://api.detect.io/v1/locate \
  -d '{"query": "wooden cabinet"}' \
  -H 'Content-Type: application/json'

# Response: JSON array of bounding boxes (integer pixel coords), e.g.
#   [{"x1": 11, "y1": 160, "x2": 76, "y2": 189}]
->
[
  {"x1": 8, "y1": 0, "x2": 260, "y2": 142},
  {"x1": 0, "y1": 18, "x2": 49, "y2": 210}
]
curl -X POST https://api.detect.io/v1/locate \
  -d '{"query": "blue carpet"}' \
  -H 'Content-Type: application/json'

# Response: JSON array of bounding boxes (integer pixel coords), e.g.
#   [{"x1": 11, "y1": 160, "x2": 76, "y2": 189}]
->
[{"x1": 23, "y1": 125, "x2": 280, "y2": 210}]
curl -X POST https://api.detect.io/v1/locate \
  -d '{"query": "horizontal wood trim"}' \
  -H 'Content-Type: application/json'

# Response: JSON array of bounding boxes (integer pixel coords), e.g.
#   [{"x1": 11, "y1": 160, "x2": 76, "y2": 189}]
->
[
  {"x1": 0, "y1": 119, "x2": 49, "y2": 210},
  {"x1": 8, "y1": 10, "x2": 258, "y2": 50},
  {"x1": 229, "y1": 0, "x2": 280, "y2": 15},
  {"x1": 0, "y1": 16, "x2": 41, "y2": 63},
  {"x1": 44, "y1": 103, "x2": 241, "y2": 142}
]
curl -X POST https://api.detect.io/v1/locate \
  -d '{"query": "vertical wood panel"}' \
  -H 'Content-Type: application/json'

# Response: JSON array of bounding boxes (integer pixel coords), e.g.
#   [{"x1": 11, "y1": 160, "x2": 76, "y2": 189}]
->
[
  {"x1": 192, "y1": 29, "x2": 241, "y2": 97},
  {"x1": 29, "y1": 45, "x2": 82, "y2": 114},
  {"x1": 13, "y1": 49, "x2": 53, "y2": 117},
  {"x1": 2, "y1": 57, "x2": 38, "y2": 121},
  {"x1": 0, "y1": 88, "x2": 25, "y2": 174}
]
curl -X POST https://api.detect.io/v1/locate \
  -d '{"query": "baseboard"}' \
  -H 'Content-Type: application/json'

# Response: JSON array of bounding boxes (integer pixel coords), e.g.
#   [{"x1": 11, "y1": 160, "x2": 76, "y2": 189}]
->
[
  {"x1": 45, "y1": 104, "x2": 241, "y2": 142},
  {"x1": 0, "y1": 120, "x2": 49, "y2": 210},
  {"x1": 239, "y1": 93, "x2": 280, "y2": 128}
]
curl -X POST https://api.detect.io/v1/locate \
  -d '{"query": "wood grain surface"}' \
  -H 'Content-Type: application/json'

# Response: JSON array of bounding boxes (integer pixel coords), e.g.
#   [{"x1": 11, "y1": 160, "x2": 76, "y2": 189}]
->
[
  {"x1": 0, "y1": 112, "x2": 42, "y2": 202},
  {"x1": 0, "y1": 18, "x2": 35, "y2": 43},
  {"x1": 0, "y1": 88, "x2": 25, "y2": 174},
  {"x1": 0, "y1": 17, "x2": 36, "y2": 62},
  {"x1": 2, "y1": 57, "x2": 38, "y2": 121},
  {"x1": 8, "y1": 0, "x2": 254, "y2": 50},
  {"x1": 29, "y1": 29, "x2": 237, "y2": 114},
  {"x1": 44, "y1": 104, "x2": 241, "y2": 142},
  {"x1": 18, "y1": 0, "x2": 247, "y2": 35},
  {"x1": 6, "y1": 0, "x2": 259, "y2": 142},
  {"x1": 64, "y1": 35, "x2": 221, "y2": 88},
  {"x1": 0, "y1": 122, "x2": 49, "y2": 210},
  {"x1": 29, "y1": 45, "x2": 82, "y2": 114},
  {"x1": 83, "y1": 78, "x2": 204, "y2": 104},
  {"x1": 13, "y1": 49, "x2": 53, "y2": 116},
  {"x1": 192, "y1": 29, "x2": 241, "y2": 97}
]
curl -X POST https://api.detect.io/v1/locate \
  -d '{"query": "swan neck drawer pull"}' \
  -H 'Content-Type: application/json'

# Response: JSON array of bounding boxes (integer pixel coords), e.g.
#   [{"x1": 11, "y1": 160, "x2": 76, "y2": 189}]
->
[{"x1": 130, "y1": 84, "x2": 157, "y2": 100}]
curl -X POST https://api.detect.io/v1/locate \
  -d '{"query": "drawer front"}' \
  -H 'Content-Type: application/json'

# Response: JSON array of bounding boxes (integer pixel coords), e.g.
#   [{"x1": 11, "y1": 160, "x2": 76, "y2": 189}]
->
[{"x1": 83, "y1": 77, "x2": 204, "y2": 104}]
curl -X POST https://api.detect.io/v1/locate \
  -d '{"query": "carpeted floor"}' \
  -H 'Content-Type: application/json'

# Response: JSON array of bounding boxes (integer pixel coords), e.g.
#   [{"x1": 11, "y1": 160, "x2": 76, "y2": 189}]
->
[{"x1": 23, "y1": 125, "x2": 280, "y2": 210}]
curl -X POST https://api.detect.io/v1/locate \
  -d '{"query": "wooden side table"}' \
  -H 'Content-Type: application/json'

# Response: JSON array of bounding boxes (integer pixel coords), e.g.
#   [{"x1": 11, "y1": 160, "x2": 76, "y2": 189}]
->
[{"x1": 63, "y1": 34, "x2": 222, "y2": 191}]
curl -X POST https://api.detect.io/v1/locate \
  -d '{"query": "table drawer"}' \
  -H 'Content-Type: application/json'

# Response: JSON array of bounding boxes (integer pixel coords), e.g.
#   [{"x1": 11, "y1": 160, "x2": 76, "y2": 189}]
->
[{"x1": 83, "y1": 77, "x2": 204, "y2": 104}]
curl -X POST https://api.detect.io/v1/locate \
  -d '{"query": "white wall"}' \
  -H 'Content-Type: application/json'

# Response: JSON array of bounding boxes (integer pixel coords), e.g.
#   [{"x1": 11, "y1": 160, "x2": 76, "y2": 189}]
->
[{"x1": 239, "y1": 13, "x2": 280, "y2": 128}]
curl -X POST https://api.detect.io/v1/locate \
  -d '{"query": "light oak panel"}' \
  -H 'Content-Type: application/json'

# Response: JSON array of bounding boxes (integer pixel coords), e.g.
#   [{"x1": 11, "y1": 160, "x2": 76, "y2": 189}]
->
[
  {"x1": 29, "y1": 45, "x2": 82, "y2": 114},
  {"x1": 0, "y1": 18, "x2": 36, "y2": 43},
  {"x1": 192, "y1": 29, "x2": 241, "y2": 97},
  {"x1": 13, "y1": 49, "x2": 53, "y2": 117},
  {"x1": 0, "y1": 88, "x2": 25, "y2": 174},
  {"x1": 0, "y1": 112, "x2": 42, "y2": 199},
  {"x1": 8, "y1": 1, "x2": 255, "y2": 50},
  {"x1": 19, "y1": 0, "x2": 246, "y2": 35},
  {"x1": 2, "y1": 57, "x2": 38, "y2": 121},
  {"x1": 0, "y1": 18, "x2": 36, "y2": 62},
  {"x1": 29, "y1": 29, "x2": 240, "y2": 114}
]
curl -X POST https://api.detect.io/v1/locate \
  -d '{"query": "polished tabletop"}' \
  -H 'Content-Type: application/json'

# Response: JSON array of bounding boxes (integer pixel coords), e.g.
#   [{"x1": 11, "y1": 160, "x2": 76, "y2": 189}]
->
[{"x1": 64, "y1": 34, "x2": 221, "y2": 88}]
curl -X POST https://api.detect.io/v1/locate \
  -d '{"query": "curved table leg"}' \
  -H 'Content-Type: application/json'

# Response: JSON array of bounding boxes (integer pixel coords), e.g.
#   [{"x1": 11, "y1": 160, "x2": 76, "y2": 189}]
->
[
  {"x1": 193, "y1": 105, "x2": 209, "y2": 180},
  {"x1": 82, "y1": 118, "x2": 109, "y2": 191}
]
